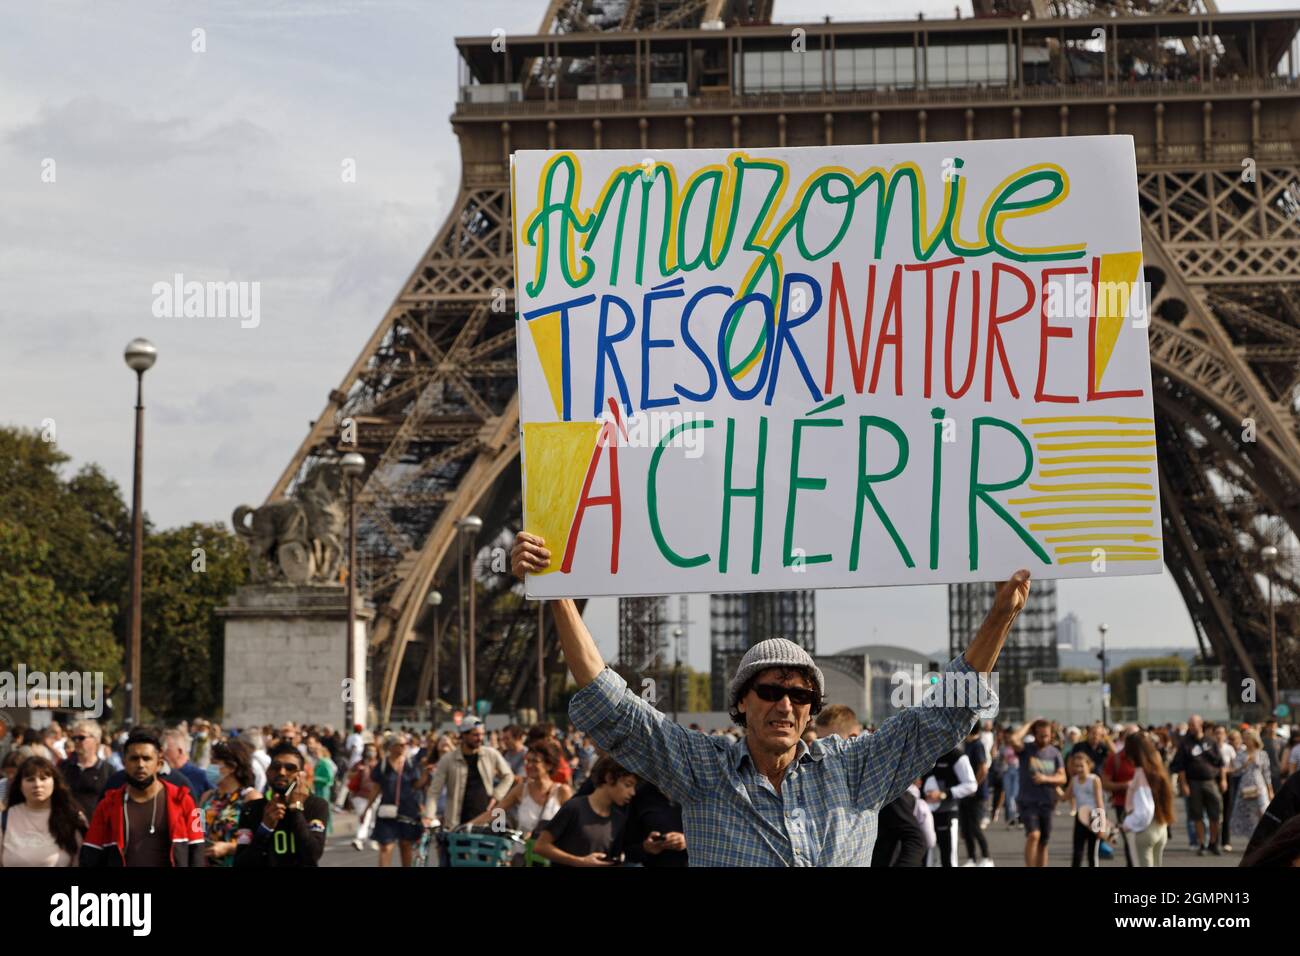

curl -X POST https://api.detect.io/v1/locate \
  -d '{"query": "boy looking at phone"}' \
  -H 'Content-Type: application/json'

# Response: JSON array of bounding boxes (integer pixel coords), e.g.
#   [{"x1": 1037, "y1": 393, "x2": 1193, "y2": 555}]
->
[{"x1": 533, "y1": 756, "x2": 636, "y2": 867}]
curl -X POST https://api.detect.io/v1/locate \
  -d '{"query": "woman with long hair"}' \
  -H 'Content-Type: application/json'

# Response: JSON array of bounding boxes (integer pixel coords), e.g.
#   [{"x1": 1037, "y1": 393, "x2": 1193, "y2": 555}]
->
[
  {"x1": 497, "y1": 740, "x2": 574, "y2": 838},
  {"x1": 0, "y1": 755, "x2": 85, "y2": 866},
  {"x1": 1121, "y1": 732, "x2": 1176, "y2": 867}
]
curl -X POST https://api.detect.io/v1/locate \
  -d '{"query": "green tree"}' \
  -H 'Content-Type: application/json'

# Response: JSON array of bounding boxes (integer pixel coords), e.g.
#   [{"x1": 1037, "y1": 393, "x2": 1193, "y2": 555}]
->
[
  {"x1": 0, "y1": 521, "x2": 122, "y2": 681},
  {"x1": 138, "y1": 523, "x2": 247, "y2": 720}
]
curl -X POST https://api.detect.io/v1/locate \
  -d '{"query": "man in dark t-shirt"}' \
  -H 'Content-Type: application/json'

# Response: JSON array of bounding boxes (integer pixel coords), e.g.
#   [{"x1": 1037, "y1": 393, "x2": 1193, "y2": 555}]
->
[
  {"x1": 1009, "y1": 718, "x2": 1066, "y2": 867},
  {"x1": 1169, "y1": 714, "x2": 1225, "y2": 855},
  {"x1": 460, "y1": 752, "x2": 491, "y2": 824},
  {"x1": 535, "y1": 756, "x2": 636, "y2": 866},
  {"x1": 1069, "y1": 723, "x2": 1112, "y2": 782}
]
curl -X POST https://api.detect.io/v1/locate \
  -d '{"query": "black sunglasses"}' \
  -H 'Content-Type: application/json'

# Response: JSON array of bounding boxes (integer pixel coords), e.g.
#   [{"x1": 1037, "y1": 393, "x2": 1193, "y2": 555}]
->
[{"x1": 751, "y1": 684, "x2": 817, "y2": 707}]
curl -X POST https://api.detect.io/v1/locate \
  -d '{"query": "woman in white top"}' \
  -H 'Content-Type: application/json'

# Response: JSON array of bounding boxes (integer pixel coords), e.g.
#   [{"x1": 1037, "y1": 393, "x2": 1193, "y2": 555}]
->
[
  {"x1": 0, "y1": 755, "x2": 84, "y2": 867},
  {"x1": 1120, "y1": 732, "x2": 1176, "y2": 867},
  {"x1": 497, "y1": 740, "x2": 572, "y2": 838},
  {"x1": 1069, "y1": 751, "x2": 1106, "y2": 867}
]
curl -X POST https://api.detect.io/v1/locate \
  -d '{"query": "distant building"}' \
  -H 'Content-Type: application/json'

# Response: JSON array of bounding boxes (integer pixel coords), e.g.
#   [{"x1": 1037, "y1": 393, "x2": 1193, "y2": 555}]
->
[
  {"x1": 1057, "y1": 612, "x2": 1083, "y2": 652},
  {"x1": 949, "y1": 580, "x2": 1058, "y2": 718}
]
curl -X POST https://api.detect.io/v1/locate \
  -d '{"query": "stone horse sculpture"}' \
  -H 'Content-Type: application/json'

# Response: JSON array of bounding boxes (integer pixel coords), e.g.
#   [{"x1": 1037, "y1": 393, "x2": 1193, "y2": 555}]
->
[{"x1": 232, "y1": 461, "x2": 348, "y2": 585}]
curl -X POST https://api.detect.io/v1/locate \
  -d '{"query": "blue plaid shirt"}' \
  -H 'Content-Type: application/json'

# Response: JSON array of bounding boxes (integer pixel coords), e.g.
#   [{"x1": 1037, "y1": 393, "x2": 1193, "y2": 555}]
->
[{"x1": 570, "y1": 655, "x2": 997, "y2": 866}]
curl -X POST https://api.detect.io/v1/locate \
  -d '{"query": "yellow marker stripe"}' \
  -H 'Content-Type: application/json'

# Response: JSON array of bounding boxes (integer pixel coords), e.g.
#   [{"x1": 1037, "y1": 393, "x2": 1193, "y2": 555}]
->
[
  {"x1": 1032, "y1": 430, "x2": 1156, "y2": 438},
  {"x1": 1028, "y1": 483, "x2": 1153, "y2": 491},
  {"x1": 1029, "y1": 520, "x2": 1154, "y2": 530},
  {"x1": 1040, "y1": 455, "x2": 1157, "y2": 464},
  {"x1": 1054, "y1": 545, "x2": 1160, "y2": 554},
  {"x1": 1035, "y1": 441, "x2": 1157, "y2": 451},
  {"x1": 1045, "y1": 533, "x2": 1161, "y2": 543},
  {"x1": 1007, "y1": 494, "x2": 1156, "y2": 504},
  {"x1": 1017, "y1": 506, "x2": 1152, "y2": 517},
  {"x1": 1058, "y1": 554, "x2": 1161, "y2": 564},
  {"x1": 1041, "y1": 467, "x2": 1152, "y2": 476},
  {"x1": 1022, "y1": 416, "x2": 1154, "y2": 424}
]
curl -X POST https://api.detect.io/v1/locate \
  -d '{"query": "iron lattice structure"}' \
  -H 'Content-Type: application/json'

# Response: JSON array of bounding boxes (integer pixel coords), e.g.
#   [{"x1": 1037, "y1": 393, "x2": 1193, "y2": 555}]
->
[
  {"x1": 710, "y1": 591, "x2": 816, "y2": 710},
  {"x1": 269, "y1": 0, "x2": 1300, "y2": 722},
  {"x1": 949, "y1": 580, "x2": 1059, "y2": 718}
]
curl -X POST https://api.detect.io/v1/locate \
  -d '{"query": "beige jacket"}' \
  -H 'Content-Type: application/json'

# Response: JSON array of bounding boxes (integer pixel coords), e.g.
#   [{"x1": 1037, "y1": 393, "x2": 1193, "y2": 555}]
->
[{"x1": 426, "y1": 745, "x2": 514, "y2": 826}]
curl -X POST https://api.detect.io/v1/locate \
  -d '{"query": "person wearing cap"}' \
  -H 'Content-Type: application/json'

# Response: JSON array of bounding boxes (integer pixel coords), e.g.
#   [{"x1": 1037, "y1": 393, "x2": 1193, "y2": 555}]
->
[
  {"x1": 425, "y1": 716, "x2": 514, "y2": 831},
  {"x1": 511, "y1": 531, "x2": 1028, "y2": 867}
]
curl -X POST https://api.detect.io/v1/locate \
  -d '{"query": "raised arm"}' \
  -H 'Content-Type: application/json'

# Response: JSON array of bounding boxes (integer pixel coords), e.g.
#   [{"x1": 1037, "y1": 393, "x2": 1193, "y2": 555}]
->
[
  {"x1": 512, "y1": 533, "x2": 604, "y2": 687},
  {"x1": 511, "y1": 531, "x2": 709, "y2": 802}
]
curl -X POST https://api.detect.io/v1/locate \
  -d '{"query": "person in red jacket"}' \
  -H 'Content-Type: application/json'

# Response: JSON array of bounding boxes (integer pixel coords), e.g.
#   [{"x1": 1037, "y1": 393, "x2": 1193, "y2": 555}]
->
[{"x1": 80, "y1": 730, "x2": 205, "y2": 867}]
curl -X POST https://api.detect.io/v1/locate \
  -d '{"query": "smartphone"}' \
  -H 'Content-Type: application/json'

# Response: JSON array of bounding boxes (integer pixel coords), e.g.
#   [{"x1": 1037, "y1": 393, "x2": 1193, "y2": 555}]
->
[{"x1": 650, "y1": 834, "x2": 667, "y2": 843}]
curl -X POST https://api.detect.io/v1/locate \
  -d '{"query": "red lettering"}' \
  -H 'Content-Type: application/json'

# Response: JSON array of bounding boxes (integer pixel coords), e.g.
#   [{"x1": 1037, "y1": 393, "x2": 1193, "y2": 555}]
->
[
  {"x1": 905, "y1": 257, "x2": 964, "y2": 399},
  {"x1": 868, "y1": 264, "x2": 905, "y2": 396},
  {"x1": 984, "y1": 263, "x2": 1034, "y2": 402},
  {"x1": 561, "y1": 398, "x2": 625, "y2": 574},
  {"x1": 1086, "y1": 256, "x2": 1146, "y2": 402},
  {"x1": 945, "y1": 270, "x2": 980, "y2": 399},
  {"x1": 1035, "y1": 266, "x2": 1087, "y2": 404},
  {"x1": 824, "y1": 261, "x2": 874, "y2": 394}
]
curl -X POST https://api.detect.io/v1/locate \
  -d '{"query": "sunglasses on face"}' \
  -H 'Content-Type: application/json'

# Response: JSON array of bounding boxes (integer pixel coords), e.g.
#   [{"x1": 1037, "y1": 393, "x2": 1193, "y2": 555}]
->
[
  {"x1": 751, "y1": 684, "x2": 816, "y2": 707},
  {"x1": 71, "y1": 736, "x2": 87, "y2": 743},
  {"x1": 269, "y1": 762, "x2": 301, "y2": 773}
]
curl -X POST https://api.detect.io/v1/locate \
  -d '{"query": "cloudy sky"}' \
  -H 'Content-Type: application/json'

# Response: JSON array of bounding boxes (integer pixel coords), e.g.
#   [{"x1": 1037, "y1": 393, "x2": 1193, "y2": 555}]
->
[{"x1": 3, "y1": 0, "x2": 1283, "y2": 671}]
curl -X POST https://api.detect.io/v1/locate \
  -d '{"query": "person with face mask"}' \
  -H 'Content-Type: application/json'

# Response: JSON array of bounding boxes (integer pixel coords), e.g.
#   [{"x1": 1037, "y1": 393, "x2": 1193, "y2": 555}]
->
[
  {"x1": 0, "y1": 755, "x2": 86, "y2": 866},
  {"x1": 80, "y1": 730, "x2": 205, "y2": 867},
  {"x1": 232, "y1": 742, "x2": 330, "y2": 867},
  {"x1": 198, "y1": 740, "x2": 259, "y2": 867}
]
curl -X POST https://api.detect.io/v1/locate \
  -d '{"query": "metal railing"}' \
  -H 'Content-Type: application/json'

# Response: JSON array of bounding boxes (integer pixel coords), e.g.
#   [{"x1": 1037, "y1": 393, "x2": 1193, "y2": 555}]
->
[{"x1": 455, "y1": 75, "x2": 1300, "y2": 117}]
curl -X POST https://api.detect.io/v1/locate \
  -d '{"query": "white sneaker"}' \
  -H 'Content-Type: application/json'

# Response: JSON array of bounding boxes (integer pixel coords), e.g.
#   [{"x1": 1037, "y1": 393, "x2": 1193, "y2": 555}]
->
[
  {"x1": 368, "y1": 840, "x2": 380, "y2": 850},
  {"x1": 961, "y1": 860, "x2": 978, "y2": 867},
  {"x1": 979, "y1": 859, "x2": 996, "y2": 867},
  {"x1": 351, "y1": 838, "x2": 363, "y2": 851}
]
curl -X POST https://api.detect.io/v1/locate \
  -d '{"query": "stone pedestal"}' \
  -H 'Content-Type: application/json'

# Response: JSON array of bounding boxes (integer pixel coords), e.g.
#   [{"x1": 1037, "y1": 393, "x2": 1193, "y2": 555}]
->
[{"x1": 217, "y1": 585, "x2": 370, "y2": 731}]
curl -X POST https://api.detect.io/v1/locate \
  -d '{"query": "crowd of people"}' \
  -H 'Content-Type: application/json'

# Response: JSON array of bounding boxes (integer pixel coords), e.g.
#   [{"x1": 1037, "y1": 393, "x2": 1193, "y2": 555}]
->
[
  {"x1": 855, "y1": 712, "x2": 1300, "y2": 868},
  {"x1": 1, "y1": 705, "x2": 1298, "y2": 868},
  {"x1": 0, "y1": 713, "x2": 689, "y2": 868}
]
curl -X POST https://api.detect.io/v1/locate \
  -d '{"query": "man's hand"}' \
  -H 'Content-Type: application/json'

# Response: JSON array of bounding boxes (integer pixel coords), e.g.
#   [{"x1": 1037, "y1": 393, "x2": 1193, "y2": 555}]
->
[
  {"x1": 663, "y1": 832, "x2": 686, "y2": 852},
  {"x1": 263, "y1": 794, "x2": 287, "y2": 829},
  {"x1": 512, "y1": 532, "x2": 550, "y2": 579},
  {"x1": 643, "y1": 832, "x2": 665, "y2": 856},
  {"x1": 963, "y1": 570, "x2": 1031, "y2": 673},
  {"x1": 577, "y1": 852, "x2": 616, "y2": 867}
]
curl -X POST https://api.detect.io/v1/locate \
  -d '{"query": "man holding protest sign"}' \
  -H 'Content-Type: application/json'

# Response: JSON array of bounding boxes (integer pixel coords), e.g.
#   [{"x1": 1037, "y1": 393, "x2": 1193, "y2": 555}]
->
[{"x1": 512, "y1": 531, "x2": 1027, "y2": 867}]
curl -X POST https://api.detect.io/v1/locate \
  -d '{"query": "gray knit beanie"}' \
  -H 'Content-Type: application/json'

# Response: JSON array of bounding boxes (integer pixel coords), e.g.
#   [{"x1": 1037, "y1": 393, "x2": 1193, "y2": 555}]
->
[{"x1": 727, "y1": 638, "x2": 825, "y2": 709}]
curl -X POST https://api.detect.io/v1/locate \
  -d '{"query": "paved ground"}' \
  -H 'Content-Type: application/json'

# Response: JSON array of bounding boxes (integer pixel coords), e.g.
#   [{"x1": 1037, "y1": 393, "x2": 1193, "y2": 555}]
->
[{"x1": 319, "y1": 800, "x2": 1244, "y2": 868}]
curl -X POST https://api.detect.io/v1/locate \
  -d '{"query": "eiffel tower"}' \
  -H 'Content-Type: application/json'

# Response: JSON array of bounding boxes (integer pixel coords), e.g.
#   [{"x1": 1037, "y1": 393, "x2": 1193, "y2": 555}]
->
[{"x1": 267, "y1": 0, "x2": 1300, "y2": 722}]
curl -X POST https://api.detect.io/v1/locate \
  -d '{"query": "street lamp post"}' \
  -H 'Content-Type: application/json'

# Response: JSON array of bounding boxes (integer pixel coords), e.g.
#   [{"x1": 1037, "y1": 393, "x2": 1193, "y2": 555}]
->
[
  {"x1": 1097, "y1": 622, "x2": 1109, "y2": 726},
  {"x1": 340, "y1": 452, "x2": 366, "y2": 731},
  {"x1": 456, "y1": 515, "x2": 482, "y2": 712},
  {"x1": 426, "y1": 589, "x2": 442, "y2": 724},
  {"x1": 123, "y1": 338, "x2": 156, "y2": 728},
  {"x1": 1262, "y1": 544, "x2": 1279, "y2": 716}
]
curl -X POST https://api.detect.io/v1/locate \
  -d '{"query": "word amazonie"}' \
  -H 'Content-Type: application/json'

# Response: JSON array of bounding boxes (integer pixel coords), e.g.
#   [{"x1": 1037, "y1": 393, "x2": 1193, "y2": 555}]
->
[{"x1": 521, "y1": 151, "x2": 1086, "y2": 303}]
